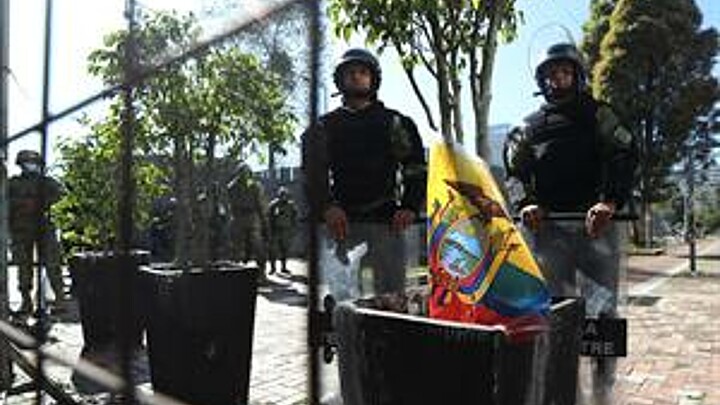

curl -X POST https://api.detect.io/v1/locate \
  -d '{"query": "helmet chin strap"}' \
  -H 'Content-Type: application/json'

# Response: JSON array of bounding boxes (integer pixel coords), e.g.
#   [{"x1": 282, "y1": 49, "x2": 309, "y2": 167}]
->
[
  {"x1": 342, "y1": 86, "x2": 375, "y2": 99},
  {"x1": 541, "y1": 80, "x2": 579, "y2": 104},
  {"x1": 341, "y1": 88, "x2": 377, "y2": 109}
]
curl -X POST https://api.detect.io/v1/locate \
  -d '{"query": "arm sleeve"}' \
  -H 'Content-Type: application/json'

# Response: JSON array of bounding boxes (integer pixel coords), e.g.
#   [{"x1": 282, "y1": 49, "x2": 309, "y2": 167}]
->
[
  {"x1": 595, "y1": 105, "x2": 638, "y2": 209},
  {"x1": 47, "y1": 177, "x2": 65, "y2": 205},
  {"x1": 503, "y1": 125, "x2": 538, "y2": 210},
  {"x1": 394, "y1": 115, "x2": 427, "y2": 215},
  {"x1": 301, "y1": 122, "x2": 332, "y2": 221}
]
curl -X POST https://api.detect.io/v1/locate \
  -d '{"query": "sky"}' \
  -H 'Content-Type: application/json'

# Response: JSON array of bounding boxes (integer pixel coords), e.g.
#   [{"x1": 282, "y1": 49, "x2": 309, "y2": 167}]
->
[
  {"x1": 362, "y1": 0, "x2": 720, "y2": 151},
  {"x1": 4, "y1": 0, "x2": 720, "y2": 172}
]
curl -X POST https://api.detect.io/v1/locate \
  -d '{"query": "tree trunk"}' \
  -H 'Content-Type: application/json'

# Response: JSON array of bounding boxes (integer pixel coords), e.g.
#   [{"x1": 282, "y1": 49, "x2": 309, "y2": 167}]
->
[
  {"x1": 427, "y1": 15, "x2": 453, "y2": 142},
  {"x1": 399, "y1": 62, "x2": 437, "y2": 131},
  {"x1": 174, "y1": 135, "x2": 192, "y2": 267},
  {"x1": 437, "y1": 56, "x2": 453, "y2": 142},
  {"x1": 640, "y1": 69, "x2": 656, "y2": 248},
  {"x1": 472, "y1": 0, "x2": 504, "y2": 161},
  {"x1": 451, "y1": 69, "x2": 464, "y2": 144}
]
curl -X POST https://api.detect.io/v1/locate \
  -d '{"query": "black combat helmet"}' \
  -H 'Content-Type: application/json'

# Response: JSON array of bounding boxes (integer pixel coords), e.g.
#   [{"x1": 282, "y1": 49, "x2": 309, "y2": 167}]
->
[
  {"x1": 534, "y1": 43, "x2": 587, "y2": 99},
  {"x1": 15, "y1": 150, "x2": 43, "y2": 166},
  {"x1": 333, "y1": 48, "x2": 382, "y2": 96}
]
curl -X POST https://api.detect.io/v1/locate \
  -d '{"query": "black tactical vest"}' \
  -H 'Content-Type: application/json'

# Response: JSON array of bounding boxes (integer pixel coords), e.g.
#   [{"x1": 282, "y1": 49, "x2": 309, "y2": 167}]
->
[
  {"x1": 321, "y1": 102, "x2": 401, "y2": 220},
  {"x1": 524, "y1": 96, "x2": 602, "y2": 212}
]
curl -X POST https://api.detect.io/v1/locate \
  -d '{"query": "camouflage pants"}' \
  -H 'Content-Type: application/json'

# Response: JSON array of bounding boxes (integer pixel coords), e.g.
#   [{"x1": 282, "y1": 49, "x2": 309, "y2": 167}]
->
[
  {"x1": 10, "y1": 230, "x2": 65, "y2": 299},
  {"x1": 270, "y1": 227, "x2": 293, "y2": 268},
  {"x1": 523, "y1": 221, "x2": 622, "y2": 402},
  {"x1": 230, "y1": 221, "x2": 266, "y2": 268},
  {"x1": 525, "y1": 221, "x2": 621, "y2": 317}
]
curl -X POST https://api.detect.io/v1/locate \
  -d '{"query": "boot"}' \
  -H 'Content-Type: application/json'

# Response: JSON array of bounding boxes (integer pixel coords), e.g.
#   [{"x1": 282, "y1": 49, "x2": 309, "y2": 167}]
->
[
  {"x1": 18, "y1": 294, "x2": 33, "y2": 315},
  {"x1": 257, "y1": 266, "x2": 270, "y2": 286},
  {"x1": 48, "y1": 300, "x2": 68, "y2": 315},
  {"x1": 280, "y1": 260, "x2": 291, "y2": 275}
]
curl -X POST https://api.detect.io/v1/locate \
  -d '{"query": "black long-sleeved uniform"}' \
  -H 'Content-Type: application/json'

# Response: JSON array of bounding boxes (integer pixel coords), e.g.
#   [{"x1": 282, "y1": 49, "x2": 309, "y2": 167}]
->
[{"x1": 303, "y1": 101, "x2": 426, "y2": 222}]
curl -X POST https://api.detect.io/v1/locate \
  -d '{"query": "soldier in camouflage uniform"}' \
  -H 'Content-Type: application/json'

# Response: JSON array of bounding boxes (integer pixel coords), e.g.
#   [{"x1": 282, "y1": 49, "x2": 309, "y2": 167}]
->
[
  {"x1": 503, "y1": 43, "x2": 637, "y2": 403},
  {"x1": 268, "y1": 186, "x2": 298, "y2": 274},
  {"x1": 227, "y1": 165, "x2": 269, "y2": 283},
  {"x1": 302, "y1": 48, "x2": 427, "y2": 295},
  {"x1": 8, "y1": 150, "x2": 66, "y2": 314}
]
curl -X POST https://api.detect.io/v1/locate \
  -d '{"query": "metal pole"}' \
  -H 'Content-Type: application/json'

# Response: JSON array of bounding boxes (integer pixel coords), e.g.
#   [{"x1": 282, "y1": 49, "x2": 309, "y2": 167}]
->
[
  {"x1": 0, "y1": 0, "x2": 14, "y2": 390},
  {"x1": 306, "y1": 0, "x2": 321, "y2": 403},
  {"x1": 118, "y1": 0, "x2": 138, "y2": 402},
  {"x1": 686, "y1": 143, "x2": 697, "y2": 275},
  {"x1": 35, "y1": 1, "x2": 56, "y2": 402}
]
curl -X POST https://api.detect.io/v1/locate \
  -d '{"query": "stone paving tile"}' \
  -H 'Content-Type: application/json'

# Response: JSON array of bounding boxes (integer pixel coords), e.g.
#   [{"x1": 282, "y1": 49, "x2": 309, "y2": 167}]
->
[{"x1": 614, "y1": 243, "x2": 720, "y2": 405}]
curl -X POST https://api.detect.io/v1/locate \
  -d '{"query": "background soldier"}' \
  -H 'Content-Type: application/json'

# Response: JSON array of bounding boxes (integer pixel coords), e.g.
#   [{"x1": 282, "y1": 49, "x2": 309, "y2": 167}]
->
[
  {"x1": 149, "y1": 195, "x2": 176, "y2": 262},
  {"x1": 268, "y1": 186, "x2": 298, "y2": 275},
  {"x1": 8, "y1": 150, "x2": 66, "y2": 315},
  {"x1": 227, "y1": 165, "x2": 269, "y2": 283}
]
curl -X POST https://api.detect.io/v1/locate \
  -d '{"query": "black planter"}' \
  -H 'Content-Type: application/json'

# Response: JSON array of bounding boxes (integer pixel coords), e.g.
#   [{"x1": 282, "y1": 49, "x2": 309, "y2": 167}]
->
[
  {"x1": 68, "y1": 250, "x2": 149, "y2": 352},
  {"x1": 333, "y1": 297, "x2": 584, "y2": 405},
  {"x1": 138, "y1": 265, "x2": 258, "y2": 405}
]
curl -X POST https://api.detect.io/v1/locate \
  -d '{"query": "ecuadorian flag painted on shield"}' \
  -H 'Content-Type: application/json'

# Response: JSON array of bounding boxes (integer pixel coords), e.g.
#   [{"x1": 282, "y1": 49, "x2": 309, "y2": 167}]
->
[{"x1": 427, "y1": 142, "x2": 550, "y2": 337}]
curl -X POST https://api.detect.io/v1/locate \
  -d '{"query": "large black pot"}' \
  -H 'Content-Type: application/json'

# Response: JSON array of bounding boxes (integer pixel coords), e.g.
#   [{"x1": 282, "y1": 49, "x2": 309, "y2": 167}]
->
[
  {"x1": 68, "y1": 250, "x2": 149, "y2": 352},
  {"x1": 333, "y1": 296, "x2": 584, "y2": 405},
  {"x1": 138, "y1": 265, "x2": 258, "y2": 405}
]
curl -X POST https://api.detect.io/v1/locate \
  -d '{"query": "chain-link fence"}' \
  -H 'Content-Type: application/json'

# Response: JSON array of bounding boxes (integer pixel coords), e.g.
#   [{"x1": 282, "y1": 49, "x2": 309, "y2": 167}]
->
[{"x1": 1, "y1": 1, "x2": 322, "y2": 404}]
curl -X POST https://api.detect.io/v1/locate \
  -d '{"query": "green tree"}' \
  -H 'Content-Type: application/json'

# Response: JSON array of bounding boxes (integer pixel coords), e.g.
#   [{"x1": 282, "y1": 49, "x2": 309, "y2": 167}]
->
[
  {"x1": 591, "y1": 0, "x2": 718, "y2": 245},
  {"x1": 53, "y1": 113, "x2": 166, "y2": 254},
  {"x1": 56, "y1": 11, "x2": 295, "y2": 264},
  {"x1": 233, "y1": 2, "x2": 312, "y2": 190},
  {"x1": 328, "y1": 0, "x2": 522, "y2": 158},
  {"x1": 580, "y1": 0, "x2": 617, "y2": 73}
]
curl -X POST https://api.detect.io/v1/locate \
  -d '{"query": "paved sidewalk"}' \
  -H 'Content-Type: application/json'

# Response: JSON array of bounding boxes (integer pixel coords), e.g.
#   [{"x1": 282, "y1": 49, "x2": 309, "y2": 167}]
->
[
  {"x1": 613, "y1": 235, "x2": 720, "y2": 405},
  {"x1": 2, "y1": 234, "x2": 719, "y2": 404}
]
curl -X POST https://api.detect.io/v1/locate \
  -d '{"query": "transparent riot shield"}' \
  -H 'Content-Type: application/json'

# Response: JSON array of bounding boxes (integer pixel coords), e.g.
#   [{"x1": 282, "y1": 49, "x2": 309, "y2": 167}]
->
[
  {"x1": 517, "y1": 213, "x2": 631, "y2": 405},
  {"x1": 318, "y1": 217, "x2": 589, "y2": 405},
  {"x1": 318, "y1": 221, "x2": 427, "y2": 303},
  {"x1": 317, "y1": 220, "x2": 431, "y2": 404}
]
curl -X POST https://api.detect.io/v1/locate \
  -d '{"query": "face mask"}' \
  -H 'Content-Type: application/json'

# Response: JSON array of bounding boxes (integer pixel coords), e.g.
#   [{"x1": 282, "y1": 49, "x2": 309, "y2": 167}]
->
[{"x1": 21, "y1": 163, "x2": 41, "y2": 174}]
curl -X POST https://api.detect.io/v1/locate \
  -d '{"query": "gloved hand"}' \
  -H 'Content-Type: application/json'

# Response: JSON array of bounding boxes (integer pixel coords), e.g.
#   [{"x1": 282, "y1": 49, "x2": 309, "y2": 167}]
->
[
  {"x1": 519, "y1": 204, "x2": 544, "y2": 232},
  {"x1": 585, "y1": 201, "x2": 615, "y2": 238},
  {"x1": 391, "y1": 209, "x2": 415, "y2": 233},
  {"x1": 324, "y1": 205, "x2": 348, "y2": 241}
]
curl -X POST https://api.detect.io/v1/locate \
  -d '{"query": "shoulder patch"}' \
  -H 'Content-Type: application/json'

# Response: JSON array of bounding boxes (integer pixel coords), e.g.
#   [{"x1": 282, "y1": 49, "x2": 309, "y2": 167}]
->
[{"x1": 596, "y1": 105, "x2": 633, "y2": 146}]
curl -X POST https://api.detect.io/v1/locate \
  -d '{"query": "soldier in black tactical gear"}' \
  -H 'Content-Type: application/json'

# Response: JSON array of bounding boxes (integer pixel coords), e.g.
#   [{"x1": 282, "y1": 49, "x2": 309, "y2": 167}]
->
[
  {"x1": 504, "y1": 43, "x2": 637, "y2": 403},
  {"x1": 8, "y1": 150, "x2": 66, "y2": 315},
  {"x1": 303, "y1": 48, "x2": 427, "y2": 296}
]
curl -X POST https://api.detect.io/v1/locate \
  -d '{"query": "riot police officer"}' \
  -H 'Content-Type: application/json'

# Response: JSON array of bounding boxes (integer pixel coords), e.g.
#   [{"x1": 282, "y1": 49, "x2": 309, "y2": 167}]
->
[
  {"x1": 504, "y1": 43, "x2": 637, "y2": 403},
  {"x1": 268, "y1": 186, "x2": 298, "y2": 274},
  {"x1": 8, "y1": 150, "x2": 66, "y2": 314},
  {"x1": 302, "y1": 48, "x2": 427, "y2": 295}
]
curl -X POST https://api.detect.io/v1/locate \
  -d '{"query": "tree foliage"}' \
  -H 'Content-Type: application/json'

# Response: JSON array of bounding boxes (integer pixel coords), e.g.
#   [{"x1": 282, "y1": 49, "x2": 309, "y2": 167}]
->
[
  {"x1": 591, "y1": 0, "x2": 718, "y2": 203},
  {"x1": 53, "y1": 113, "x2": 167, "y2": 253},
  {"x1": 580, "y1": 0, "x2": 617, "y2": 73},
  {"x1": 328, "y1": 0, "x2": 522, "y2": 158},
  {"x1": 54, "y1": 11, "x2": 296, "y2": 260},
  {"x1": 230, "y1": 2, "x2": 312, "y2": 188}
]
